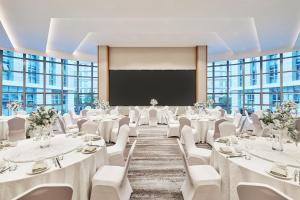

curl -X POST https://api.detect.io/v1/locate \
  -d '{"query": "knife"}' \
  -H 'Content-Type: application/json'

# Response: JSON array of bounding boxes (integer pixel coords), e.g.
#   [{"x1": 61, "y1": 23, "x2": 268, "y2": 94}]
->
[
  {"x1": 56, "y1": 157, "x2": 62, "y2": 168},
  {"x1": 227, "y1": 155, "x2": 245, "y2": 158}
]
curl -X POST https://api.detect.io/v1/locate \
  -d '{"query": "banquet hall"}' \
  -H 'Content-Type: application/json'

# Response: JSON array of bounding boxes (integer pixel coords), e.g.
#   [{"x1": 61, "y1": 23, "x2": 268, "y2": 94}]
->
[{"x1": 0, "y1": 0, "x2": 300, "y2": 200}]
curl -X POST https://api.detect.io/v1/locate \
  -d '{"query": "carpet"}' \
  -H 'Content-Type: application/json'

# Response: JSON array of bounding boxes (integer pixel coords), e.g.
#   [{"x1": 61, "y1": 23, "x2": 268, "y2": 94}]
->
[{"x1": 127, "y1": 125, "x2": 211, "y2": 200}]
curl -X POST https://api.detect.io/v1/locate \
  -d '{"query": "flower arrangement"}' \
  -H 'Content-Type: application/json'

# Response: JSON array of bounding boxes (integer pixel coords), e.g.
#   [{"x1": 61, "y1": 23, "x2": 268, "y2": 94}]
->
[
  {"x1": 207, "y1": 98, "x2": 214, "y2": 107},
  {"x1": 194, "y1": 102, "x2": 207, "y2": 111},
  {"x1": 150, "y1": 98, "x2": 158, "y2": 106},
  {"x1": 7, "y1": 101, "x2": 22, "y2": 112},
  {"x1": 94, "y1": 98, "x2": 110, "y2": 110},
  {"x1": 261, "y1": 100, "x2": 298, "y2": 143},
  {"x1": 27, "y1": 106, "x2": 58, "y2": 133}
]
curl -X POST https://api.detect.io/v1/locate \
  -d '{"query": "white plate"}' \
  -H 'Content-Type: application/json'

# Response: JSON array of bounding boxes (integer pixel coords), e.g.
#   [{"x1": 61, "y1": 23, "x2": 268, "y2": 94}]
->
[
  {"x1": 265, "y1": 169, "x2": 292, "y2": 180},
  {"x1": 81, "y1": 148, "x2": 98, "y2": 154},
  {"x1": 26, "y1": 164, "x2": 51, "y2": 175}
]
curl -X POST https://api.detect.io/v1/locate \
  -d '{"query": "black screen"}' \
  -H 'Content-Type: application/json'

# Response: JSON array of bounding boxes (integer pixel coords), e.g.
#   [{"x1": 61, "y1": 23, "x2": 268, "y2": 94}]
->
[{"x1": 109, "y1": 70, "x2": 196, "y2": 106}]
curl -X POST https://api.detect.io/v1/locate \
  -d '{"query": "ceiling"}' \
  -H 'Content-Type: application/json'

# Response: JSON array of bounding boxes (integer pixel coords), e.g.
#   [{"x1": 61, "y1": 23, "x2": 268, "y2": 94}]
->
[{"x1": 0, "y1": 0, "x2": 300, "y2": 62}]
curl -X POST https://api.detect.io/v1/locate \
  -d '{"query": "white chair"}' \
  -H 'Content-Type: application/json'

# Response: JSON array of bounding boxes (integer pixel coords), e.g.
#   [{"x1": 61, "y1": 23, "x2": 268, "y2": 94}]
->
[
  {"x1": 107, "y1": 125, "x2": 130, "y2": 166},
  {"x1": 77, "y1": 118, "x2": 88, "y2": 132},
  {"x1": 244, "y1": 110, "x2": 254, "y2": 130},
  {"x1": 7, "y1": 117, "x2": 26, "y2": 141},
  {"x1": 167, "y1": 111, "x2": 180, "y2": 138},
  {"x1": 80, "y1": 109, "x2": 89, "y2": 117},
  {"x1": 110, "y1": 107, "x2": 119, "y2": 115},
  {"x1": 182, "y1": 126, "x2": 211, "y2": 165},
  {"x1": 68, "y1": 108, "x2": 81, "y2": 123},
  {"x1": 99, "y1": 120, "x2": 114, "y2": 143},
  {"x1": 148, "y1": 109, "x2": 158, "y2": 127},
  {"x1": 206, "y1": 119, "x2": 226, "y2": 146},
  {"x1": 90, "y1": 140, "x2": 137, "y2": 200},
  {"x1": 13, "y1": 184, "x2": 73, "y2": 200},
  {"x1": 237, "y1": 182, "x2": 292, "y2": 200},
  {"x1": 177, "y1": 139, "x2": 221, "y2": 200},
  {"x1": 219, "y1": 121, "x2": 237, "y2": 137},
  {"x1": 233, "y1": 113, "x2": 242, "y2": 129},
  {"x1": 179, "y1": 117, "x2": 198, "y2": 143},
  {"x1": 62, "y1": 113, "x2": 79, "y2": 132},
  {"x1": 81, "y1": 120, "x2": 99, "y2": 134},
  {"x1": 128, "y1": 109, "x2": 139, "y2": 137},
  {"x1": 219, "y1": 109, "x2": 225, "y2": 117},
  {"x1": 251, "y1": 113, "x2": 265, "y2": 136},
  {"x1": 111, "y1": 117, "x2": 130, "y2": 143}
]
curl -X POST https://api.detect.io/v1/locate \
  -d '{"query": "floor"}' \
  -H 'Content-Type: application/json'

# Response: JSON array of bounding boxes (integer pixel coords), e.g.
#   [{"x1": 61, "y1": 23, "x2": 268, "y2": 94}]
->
[{"x1": 127, "y1": 125, "x2": 210, "y2": 200}]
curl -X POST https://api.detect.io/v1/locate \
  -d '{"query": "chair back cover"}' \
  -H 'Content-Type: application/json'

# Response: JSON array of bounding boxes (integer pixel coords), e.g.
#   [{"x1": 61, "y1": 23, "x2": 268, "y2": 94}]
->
[
  {"x1": 295, "y1": 119, "x2": 300, "y2": 141},
  {"x1": 182, "y1": 126, "x2": 196, "y2": 152},
  {"x1": 116, "y1": 124, "x2": 130, "y2": 152},
  {"x1": 62, "y1": 114, "x2": 73, "y2": 127},
  {"x1": 244, "y1": 110, "x2": 253, "y2": 123},
  {"x1": 233, "y1": 113, "x2": 242, "y2": 128},
  {"x1": 134, "y1": 109, "x2": 140, "y2": 123},
  {"x1": 179, "y1": 117, "x2": 192, "y2": 135},
  {"x1": 237, "y1": 182, "x2": 292, "y2": 200},
  {"x1": 219, "y1": 121, "x2": 236, "y2": 137},
  {"x1": 13, "y1": 184, "x2": 73, "y2": 200},
  {"x1": 57, "y1": 116, "x2": 66, "y2": 133},
  {"x1": 177, "y1": 139, "x2": 193, "y2": 185},
  {"x1": 7, "y1": 117, "x2": 26, "y2": 141},
  {"x1": 213, "y1": 119, "x2": 227, "y2": 139},
  {"x1": 81, "y1": 109, "x2": 89, "y2": 117},
  {"x1": 77, "y1": 119, "x2": 88, "y2": 132},
  {"x1": 219, "y1": 109, "x2": 225, "y2": 117},
  {"x1": 81, "y1": 120, "x2": 99, "y2": 134},
  {"x1": 118, "y1": 117, "x2": 130, "y2": 129},
  {"x1": 68, "y1": 108, "x2": 77, "y2": 121},
  {"x1": 122, "y1": 140, "x2": 137, "y2": 184}
]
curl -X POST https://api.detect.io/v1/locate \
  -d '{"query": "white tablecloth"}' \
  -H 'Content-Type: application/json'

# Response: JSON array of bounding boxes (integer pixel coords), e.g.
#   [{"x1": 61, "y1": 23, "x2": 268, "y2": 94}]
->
[
  {"x1": 0, "y1": 115, "x2": 29, "y2": 140},
  {"x1": 212, "y1": 137, "x2": 300, "y2": 200},
  {"x1": 187, "y1": 114, "x2": 215, "y2": 143},
  {"x1": 0, "y1": 134, "x2": 108, "y2": 200}
]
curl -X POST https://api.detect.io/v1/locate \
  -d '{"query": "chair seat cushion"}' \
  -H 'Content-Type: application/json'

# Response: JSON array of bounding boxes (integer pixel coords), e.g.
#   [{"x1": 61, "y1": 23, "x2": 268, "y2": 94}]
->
[
  {"x1": 169, "y1": 123, "x2": 179, "y2": 128},
  {"x1": 93, "y1": 165, "x2": 125, "y2": 187},
  {"x1": 107, "y1": 145, "x2": 122, "y2": 156},
  {"x1": 66, "y1": 124, "x2": 78, "y2": 129},
  {"x1": 188, "y1": 165, "x2": 221, "y2": 186},
  {"x1": 188, "y1": 148, "x2": 211, "y2": 160}
]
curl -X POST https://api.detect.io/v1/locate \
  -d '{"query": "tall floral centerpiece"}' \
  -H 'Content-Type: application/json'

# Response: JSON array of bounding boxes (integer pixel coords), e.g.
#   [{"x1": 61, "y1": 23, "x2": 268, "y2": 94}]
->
[
  {"x1": 150, "y1": 98, "x2": 158, "y2": 106},
  {"x1": 261, "y1": 100, "x2": 299, "y2": 151},
  {"x1": 194, "y1": 102, "x2": 207, "y2": 113},
  {"x1": 27, "y1": 107, "x2": 58, "y2": 148},
  {"x1": 94, "y1": 98, "x2": 110, "y2": 111},
  {"x1": 7, "y1": 101, "x2": 22, "y2": 115}
]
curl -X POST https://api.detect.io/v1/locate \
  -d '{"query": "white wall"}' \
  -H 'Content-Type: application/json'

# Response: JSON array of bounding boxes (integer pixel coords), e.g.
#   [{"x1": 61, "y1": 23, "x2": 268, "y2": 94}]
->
[{"x1": 109, "y1": 47, "x2": 196, "y2": 70}]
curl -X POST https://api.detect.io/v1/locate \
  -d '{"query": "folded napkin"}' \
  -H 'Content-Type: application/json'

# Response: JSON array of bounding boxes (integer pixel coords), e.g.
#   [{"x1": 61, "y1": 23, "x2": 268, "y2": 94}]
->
[
  {"x1": 32, "y1": 162, "x2": 47, "y2": 173},
  {"x1": 219, "y1": 146, "x2": 233, "y2": 154},
  {"x1": 270, "y1": 165, "x2": 287, "y2": 177},
  {"x1": 216, "y1": 138, "x2": 229, "y2": 143},
  {"x1": 92, "y1": 135, "x2": 102, "y2": 141},
  {"x1": 82, "y1": 146, "x2": 97, "y2": 153}
]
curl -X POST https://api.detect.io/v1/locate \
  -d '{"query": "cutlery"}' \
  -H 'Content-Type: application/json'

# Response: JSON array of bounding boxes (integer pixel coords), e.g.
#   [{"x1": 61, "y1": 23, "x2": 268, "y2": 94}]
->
[
  {"x1": 56, "y1": 158, "x2": 62, "y2": 168},
  {"x1": 0, "y1": 166, "x2": 10, "y2": 174},
  {"x1": 227, "y1": 155, "x2": 245, "y2": 158}
]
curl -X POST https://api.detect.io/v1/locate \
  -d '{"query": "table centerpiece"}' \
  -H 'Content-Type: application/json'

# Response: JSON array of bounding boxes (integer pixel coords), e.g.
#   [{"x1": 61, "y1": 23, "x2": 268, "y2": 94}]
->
[
  {"x1": 27, "y1": 106, "x2": 58, "y2": 148},
  {"x1": 94, "y1": 98, "x2": 110, "y2": 114},
  {"x1": 194, "y1": 101, "x2": 207, "y2": 114},
  {"x1": 261, "y1": 100, "x2": 299, "y2": 151},
  {"x1": 150, "y1": 98, "x2": 158, "y2": 106},
  {"x1": 6, "y1": 101, "x2": 22, "y2": 115}
]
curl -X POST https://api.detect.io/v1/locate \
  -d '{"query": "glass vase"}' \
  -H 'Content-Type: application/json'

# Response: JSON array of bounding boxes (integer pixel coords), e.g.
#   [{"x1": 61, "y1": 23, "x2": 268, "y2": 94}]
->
[
  {"x1": 39, "y1": 127, "x2": 51, "y2": 148},
  {"x1": 272, "y1": 129, "x2": 285, "y2": 152}
]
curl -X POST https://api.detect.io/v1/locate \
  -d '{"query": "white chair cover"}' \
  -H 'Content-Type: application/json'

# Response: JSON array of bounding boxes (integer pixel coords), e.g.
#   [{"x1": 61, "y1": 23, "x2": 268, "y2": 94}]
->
[
  {"x1": 12, "y1": 184, "x2": 73, "y2": 200},
  {"x1": 219, "y1": 121, "x2": 236, "y2": 137},
  {"x1": 111, "y1": 117, "x2": 130, "y2": 143},
  {"x1": 81, "y1": 120, "x2": 99, "y2": 134},
  {"x1": 107, "y1": 125, "x2": 130, "y2": 166},
  {"x1": 237, "y1": 182, "x2": 292, "y2": 200},
  {"x1": 206, "y1": 119, "x2": 226, "y2": 146},
  {"x1": 182, "y1": 126, "x2": 211, "y2": 165},
  {"x1": 177, "y1": 139, "x2": 221, "y2": 200},
  {"x1": 90, "y1": 140, "x2": 137, "y2": 200},
  {"x1": 76, "y1": 119, "x2": 88, "y2": 132},
  {"x1": 7, "y1": 117, "x2": 26, "y2": 142}
]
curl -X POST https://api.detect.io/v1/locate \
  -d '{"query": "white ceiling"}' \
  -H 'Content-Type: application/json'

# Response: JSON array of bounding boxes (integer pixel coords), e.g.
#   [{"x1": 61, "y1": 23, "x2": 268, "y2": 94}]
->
[{"x1": 0, "y1": 0, "x2": 300, "y2": 62}]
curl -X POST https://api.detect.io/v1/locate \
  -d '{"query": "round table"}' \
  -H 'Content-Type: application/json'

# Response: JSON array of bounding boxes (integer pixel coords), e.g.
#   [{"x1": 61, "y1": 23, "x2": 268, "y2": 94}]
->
[
  {"x1": 0, "y1": 134, "x2": 108, "y2": 200},
  {"x1": 212, "y1": 137, "x2": 300, "y2": 200}
]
